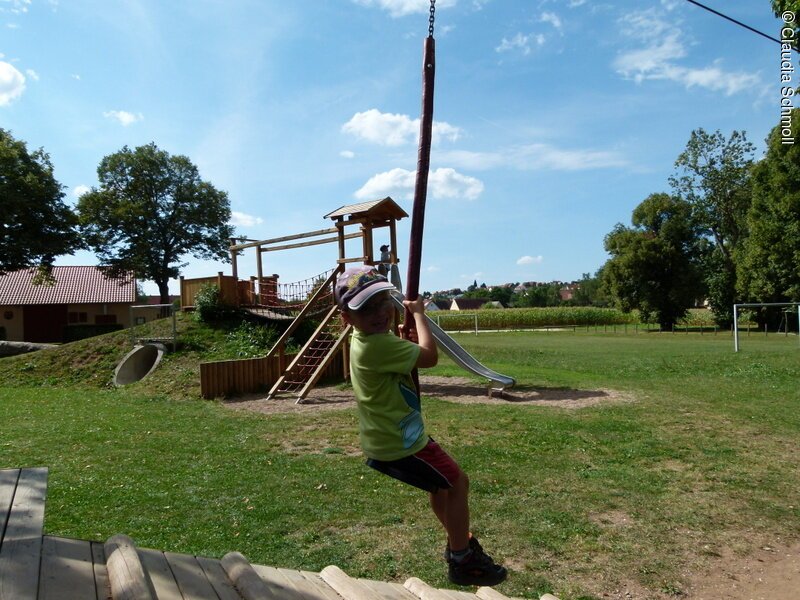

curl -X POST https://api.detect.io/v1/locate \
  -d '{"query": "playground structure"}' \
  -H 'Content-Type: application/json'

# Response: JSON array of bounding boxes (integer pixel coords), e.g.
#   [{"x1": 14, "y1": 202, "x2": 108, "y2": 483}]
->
[{"x1": 181, "y1": 197, "x2": 515, "y2": 401}]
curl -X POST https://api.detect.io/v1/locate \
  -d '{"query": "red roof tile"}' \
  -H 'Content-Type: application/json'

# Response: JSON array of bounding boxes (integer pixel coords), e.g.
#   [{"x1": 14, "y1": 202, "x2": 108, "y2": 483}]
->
[{"x1": 0, "y1": 267, "x2": 136, "y2": 305}]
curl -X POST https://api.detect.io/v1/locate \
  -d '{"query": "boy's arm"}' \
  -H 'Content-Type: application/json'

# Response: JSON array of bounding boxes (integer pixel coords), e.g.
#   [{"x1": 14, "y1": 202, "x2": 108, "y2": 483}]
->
[{"x1": 403, "y1": 297, "x2": 438, "y2": 368}]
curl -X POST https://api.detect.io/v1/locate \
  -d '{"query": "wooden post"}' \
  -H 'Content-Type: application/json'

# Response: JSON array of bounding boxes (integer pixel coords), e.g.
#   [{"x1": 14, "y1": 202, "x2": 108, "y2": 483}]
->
[
  {"x1": 362, "y1": 225, "x2": 373, "y2": 265},
  {"x1": 336, "y1": 218, "x2": 346, "y2": 262},
  {"x1": 390, "y1": 220, "x2": 399, "y2": 264},
  {"x1": 230, "y1": 237, "x2": 238, "y2": 280}
]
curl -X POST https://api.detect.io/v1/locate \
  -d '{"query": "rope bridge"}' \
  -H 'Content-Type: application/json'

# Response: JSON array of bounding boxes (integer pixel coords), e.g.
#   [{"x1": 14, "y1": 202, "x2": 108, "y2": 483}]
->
[{"x1": 253, "y1": 268, "x2": 336, "y2": 318}]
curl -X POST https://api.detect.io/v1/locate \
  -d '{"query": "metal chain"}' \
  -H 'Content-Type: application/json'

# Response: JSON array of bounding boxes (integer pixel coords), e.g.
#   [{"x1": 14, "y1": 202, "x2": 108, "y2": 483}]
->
[{"x1": 428, "y1": 0, "x2": 435, "y2": 37}]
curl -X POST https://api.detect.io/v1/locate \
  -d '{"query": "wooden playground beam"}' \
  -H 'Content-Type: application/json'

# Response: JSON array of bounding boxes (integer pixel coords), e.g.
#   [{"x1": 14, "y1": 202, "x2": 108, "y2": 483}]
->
[
  {"x1": 230, "y1": 227, "x2": 340, "y2": 251},
  {"x1": 259, "y1": 231, "x2": 362, "y2": 253}
]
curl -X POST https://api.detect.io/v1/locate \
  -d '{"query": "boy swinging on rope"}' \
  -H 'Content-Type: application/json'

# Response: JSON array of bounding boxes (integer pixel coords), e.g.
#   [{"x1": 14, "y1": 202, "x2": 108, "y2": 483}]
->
[{"x1": 335, "y1": 266, "x2": 507, "y2": 587}]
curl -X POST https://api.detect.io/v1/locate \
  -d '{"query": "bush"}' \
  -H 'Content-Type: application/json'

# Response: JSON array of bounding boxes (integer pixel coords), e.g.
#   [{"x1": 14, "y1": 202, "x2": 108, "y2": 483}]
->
[
  {"x1": 226, "y1": 322, "x2": 280, "y2": 357},
  {"x1": 194, "y1": 284, "x2": 238, "y2": 323},
  {"x1": 0, "y1": 326, "x2": 5, "y2": 341}
]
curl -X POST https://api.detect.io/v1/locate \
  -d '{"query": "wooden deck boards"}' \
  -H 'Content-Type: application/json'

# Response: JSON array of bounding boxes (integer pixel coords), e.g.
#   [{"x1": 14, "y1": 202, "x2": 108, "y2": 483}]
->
[{"x1": 0, "y1": 467, "x2": 541, "y2": 600}]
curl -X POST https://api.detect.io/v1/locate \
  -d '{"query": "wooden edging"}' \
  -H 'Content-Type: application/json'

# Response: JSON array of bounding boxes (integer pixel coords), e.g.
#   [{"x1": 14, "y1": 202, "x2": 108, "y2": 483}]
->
[
  {"x1": 104, "y1": 534, "x2": 156, "y2": 600},
  {"x1": 221, "y1": 551, "x2": 277, "y2": 600},
  {"x1": 320, "y1": 565, "x2": 376, "y2": 599}
]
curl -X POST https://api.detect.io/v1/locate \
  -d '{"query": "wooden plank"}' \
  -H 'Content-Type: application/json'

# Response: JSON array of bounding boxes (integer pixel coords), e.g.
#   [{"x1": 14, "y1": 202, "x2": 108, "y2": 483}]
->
[
  {"x1": 275, "y1": 568, "x2": 343, "y2": 600},
  {"x1": 298, "y1": 570, "x2": 350, "y2": 600},
  {"x1": 319, "y1": 565, "x2": 376, "y2": 600},
  {"x1": 104, "y1": 535, "x2": 156, "y2": 600},
  {"x1": 475, "y1": 588, "x2": 514, "y2": 600},
  {"x1": 90, "y1": 542, "x2": 112, "y2": 600},
  {"x1": 404, "y1": 577, "x2": 464, "y2": 600},
  {"x1": 0, "y1": 466, "x2": 48, "y2": 600},
  {"x1": 165, "y1": 552, "x2": 221, "y2": 600},
  {"x1": 251, "y1": 564, "x2": 302, "y2": 597},
  {"x1": 196, "y1": 556, "x2": 243, "y2": 600},
  {"x1": 137, "y1": 547, "x2": 181, "y2": 600},
  {"x1": 0, "y1": 469, "x2": 20, "y2": 543},
  {"x1": 358, "y1": 578, "x2": 419, "y2": 599},
  {"x1": 221, "y1": 551, "x2": 280, "y2": 600},
  {"x1": 38, "y1": 536, "x2": 96, "y2": 600}
]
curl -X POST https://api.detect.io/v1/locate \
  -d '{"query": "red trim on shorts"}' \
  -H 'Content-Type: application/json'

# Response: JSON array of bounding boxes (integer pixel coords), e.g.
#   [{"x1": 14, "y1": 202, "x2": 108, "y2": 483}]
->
[{"x1": 412, "y1": 439, "x2": 461, "y2": 487}]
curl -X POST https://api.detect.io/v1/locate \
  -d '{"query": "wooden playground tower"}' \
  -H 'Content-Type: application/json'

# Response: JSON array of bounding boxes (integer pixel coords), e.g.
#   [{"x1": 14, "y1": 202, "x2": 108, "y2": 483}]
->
[{"x1": 227, "y1": 197, "x2": 408, "y2": 402}]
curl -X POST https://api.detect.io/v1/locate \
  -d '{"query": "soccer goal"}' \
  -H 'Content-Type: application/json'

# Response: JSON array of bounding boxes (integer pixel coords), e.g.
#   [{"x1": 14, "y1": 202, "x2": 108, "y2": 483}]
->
[{"x1": 733, "y1": 302, "x2": 800, "y2": 352}]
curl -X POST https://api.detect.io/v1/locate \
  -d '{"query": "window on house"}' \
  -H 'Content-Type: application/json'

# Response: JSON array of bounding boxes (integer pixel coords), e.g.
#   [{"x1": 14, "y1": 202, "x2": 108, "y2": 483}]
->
[
  {"x1": 95, "y1": 314, "x2": 117, "y2": 325},
  {"x1": 68, "y1": 312, "x2": 88, "y2": 323}
]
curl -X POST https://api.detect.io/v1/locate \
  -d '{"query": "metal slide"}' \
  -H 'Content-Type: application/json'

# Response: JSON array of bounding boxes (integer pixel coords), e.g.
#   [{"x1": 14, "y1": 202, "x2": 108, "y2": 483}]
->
[{"x1": 390, "y1": 295, "x2": 515, "y2": 390}]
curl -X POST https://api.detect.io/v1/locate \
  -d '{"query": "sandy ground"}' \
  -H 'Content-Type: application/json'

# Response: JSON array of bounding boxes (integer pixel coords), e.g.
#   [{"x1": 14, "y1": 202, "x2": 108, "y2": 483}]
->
[{"x1": 225, "y1": 376, "x2": 800, "y2": 599}]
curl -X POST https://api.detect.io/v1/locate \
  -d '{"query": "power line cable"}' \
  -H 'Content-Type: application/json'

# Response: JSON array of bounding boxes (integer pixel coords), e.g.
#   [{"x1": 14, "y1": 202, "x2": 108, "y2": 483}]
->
[{"x1": 685, "y1": 0, "x2": 799, "y2": 53}]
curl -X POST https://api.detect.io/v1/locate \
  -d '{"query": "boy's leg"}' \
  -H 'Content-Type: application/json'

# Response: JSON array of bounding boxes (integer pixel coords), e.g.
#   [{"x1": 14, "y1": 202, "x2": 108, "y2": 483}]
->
[{"x1": 431, "y1": 471, "x2": 470, "y2": 552}]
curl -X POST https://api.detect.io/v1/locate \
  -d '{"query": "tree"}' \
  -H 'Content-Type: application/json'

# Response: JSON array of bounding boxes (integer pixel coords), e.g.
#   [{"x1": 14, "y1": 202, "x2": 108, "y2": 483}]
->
[
  {"x1": 0, "y1": 129, "x2": 82, "y2": 274},
  {"x1": 570, "y1": 271, "x2": 608, "y2": 306},
  {"x1": 738, "y1": 108, "x2": 800, "y2": 303},
  {"x1": 601, "y1": 193, "x2": 704, "y2": 329},
  {"x1": 77, "y1": 143, "x2": 234, "y2": 303},
  {"x1": 773, "y1": 1, "x2": 800, "y2": 50},
  {"x1": 669, "y1": 128, "x2": 754, "y2": 325},
  {"x1": 513, "y1": 282, "x2": 561, "y2": 307}
]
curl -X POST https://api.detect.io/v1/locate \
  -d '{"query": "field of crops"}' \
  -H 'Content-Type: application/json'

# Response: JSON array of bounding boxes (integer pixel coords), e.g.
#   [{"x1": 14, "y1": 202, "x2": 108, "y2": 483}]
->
[{"x1": 429, "y1": 306, "x2": 719, "y2": 331}]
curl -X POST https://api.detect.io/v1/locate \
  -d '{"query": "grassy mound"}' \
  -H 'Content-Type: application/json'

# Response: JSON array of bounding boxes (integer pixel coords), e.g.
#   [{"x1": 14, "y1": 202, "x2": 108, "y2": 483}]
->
[{"x1": 0, "y1": 311, "x2": 295, "y2": 399}]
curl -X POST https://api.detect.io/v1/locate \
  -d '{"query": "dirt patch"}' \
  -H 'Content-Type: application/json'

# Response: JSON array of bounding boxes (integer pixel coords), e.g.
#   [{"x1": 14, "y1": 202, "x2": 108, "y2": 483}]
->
[
  {"x1": 224, "y1": 375, "x2": 633, "y2": 415},
  {"x1": 683, "y1": 540, "x2": 800, "y2": 600}
]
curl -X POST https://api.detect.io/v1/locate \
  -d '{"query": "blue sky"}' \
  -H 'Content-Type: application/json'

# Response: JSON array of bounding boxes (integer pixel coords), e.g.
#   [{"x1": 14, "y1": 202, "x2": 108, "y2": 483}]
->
[{"x1": 0, "y1": 0, "x2": 789, "y2": 295}]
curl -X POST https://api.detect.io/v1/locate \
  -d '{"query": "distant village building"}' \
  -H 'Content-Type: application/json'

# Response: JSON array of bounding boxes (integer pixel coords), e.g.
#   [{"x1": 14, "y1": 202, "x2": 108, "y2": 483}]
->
[
  {"x1": 0, "y1": 266, "x2": 137, "y2": 343},
  {"x1": 450, "y1": 298, "x2": 494, "y2": 311}
]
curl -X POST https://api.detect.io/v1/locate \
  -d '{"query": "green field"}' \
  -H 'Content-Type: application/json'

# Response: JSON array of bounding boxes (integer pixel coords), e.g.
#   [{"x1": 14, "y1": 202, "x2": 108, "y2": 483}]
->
[{"x1": 1, "y1": 328, "x2": 798, "y2": 599}]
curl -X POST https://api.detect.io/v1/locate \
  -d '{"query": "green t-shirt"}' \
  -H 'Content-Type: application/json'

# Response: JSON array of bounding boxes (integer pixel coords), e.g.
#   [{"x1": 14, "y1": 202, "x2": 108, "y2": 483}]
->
[{"x1": 349, "y1": 329, "x2": 427, "y2": 461}]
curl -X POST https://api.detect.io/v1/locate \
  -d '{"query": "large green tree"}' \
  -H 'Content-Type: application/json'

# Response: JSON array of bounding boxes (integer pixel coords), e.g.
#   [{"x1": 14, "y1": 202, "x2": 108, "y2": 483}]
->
[
  {"x1": 738, "y1": 108, "x2": 800, "y2": 303},
  {"x1": 77, "y1": 143, "x2": 235, "y2": 303},
  {"x1": 669, "y1": 128, "x2": 754, "y2": 326},
  {"x1": 601, "y1": 193, "x2": 705, "y2": 329},
  {"x1": 773, "y1": 1, "x2": 800, "y2": 50},
  {"x1": 0, "y1": 129, "x2": 82, "y2": 275}
]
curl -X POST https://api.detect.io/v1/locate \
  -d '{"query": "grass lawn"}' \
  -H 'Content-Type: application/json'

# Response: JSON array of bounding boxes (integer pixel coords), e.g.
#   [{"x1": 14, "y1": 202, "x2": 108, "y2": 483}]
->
[{"x1": 2, "y1": 329, "x2": 799, "y2": 599}]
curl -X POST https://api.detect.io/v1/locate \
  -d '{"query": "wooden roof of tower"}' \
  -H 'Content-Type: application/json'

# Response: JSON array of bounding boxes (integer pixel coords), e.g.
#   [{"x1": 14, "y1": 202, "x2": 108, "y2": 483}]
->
[{"x1": 323, "y1": 197, "x2": 408, "y2": 221}]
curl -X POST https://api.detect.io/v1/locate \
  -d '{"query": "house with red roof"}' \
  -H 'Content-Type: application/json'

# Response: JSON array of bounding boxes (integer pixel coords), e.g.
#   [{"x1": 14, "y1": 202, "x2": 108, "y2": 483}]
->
[{"x1": 0, "y1": 266, "x2": 137, "y2": 343}]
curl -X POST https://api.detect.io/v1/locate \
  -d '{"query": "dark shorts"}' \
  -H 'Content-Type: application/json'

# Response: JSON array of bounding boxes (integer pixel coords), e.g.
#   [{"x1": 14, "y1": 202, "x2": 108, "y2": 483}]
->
[{"x1": 366, "y1": 438, "x2": 461, "y2": 493}]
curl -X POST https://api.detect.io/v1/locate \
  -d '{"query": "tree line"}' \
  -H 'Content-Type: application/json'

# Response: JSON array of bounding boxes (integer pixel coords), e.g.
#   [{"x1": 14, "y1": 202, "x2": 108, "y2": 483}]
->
[
  {"x1": 0, "y1": 134, "x2": 234, "y2": 303},
  {"x1": 600, "y1": 110, "x2": 799, "y2": 330},
  {"x1": 2, "y1": 110, "x2": 797, "y2": 320}
]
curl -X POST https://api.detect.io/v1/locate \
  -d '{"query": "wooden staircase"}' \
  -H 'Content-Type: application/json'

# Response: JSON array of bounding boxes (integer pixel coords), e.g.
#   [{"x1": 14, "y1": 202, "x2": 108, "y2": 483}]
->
[{"x1": 267, "y1": 306, "x2": 351, "y2": 402}]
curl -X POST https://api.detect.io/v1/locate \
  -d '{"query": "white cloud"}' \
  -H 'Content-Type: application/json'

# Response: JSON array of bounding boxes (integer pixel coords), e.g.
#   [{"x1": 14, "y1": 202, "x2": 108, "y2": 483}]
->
[
  {"x1": 24, "y1": 68, "x2": 38, "y2": 81},
  {"x1": 568, "y1": 0, "x2": 586, "y2": 6},
  {"x1": 342, "y1": 109, "x2": 461, "y2": 146},
  {"x1": 540, "y1": 12, "x2": 562, "y2": 31},
  {"x1": 340, "y1": 150, "x2": 355, "y2": 158},
  {"x1": 72, "y1": 185, "x2": 90, "y2": 198},
  {"x1": 103, "y1": 110, "x2": 143, "y2": 126},
  {"x1": 614, "y1": 12, "x2": 761, "y2": 96},
  {"x1": 350, "y1": 0, "x2": 456, "y2": 18},
  {"x1": 425, "y1": 265, "x2": 440, "y2": 272},
  {"x1": 495, "y1": 32, "x2": 545, "y2": 56},
  {"x1": 439, "y1": 143, "x2": 627, "y2": 171},
  {"x1": 517, "y1": 255, "x2": 543, "y2": 265},
  {"x1": 0, "y1": 61, "x2": 25, "y2": 106},
  {"x1": 71, "y1": 74, "x2": 81, "y2": 80},
  {"x1": 354, "y1": 167, "x2": 484, "y2": 201},
  {"x1": 229, "y1": 211, "x2": 264, "y2": 227},
  {"x1": 0, "y1": 0, "x2": 31, "y2": 15}
]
